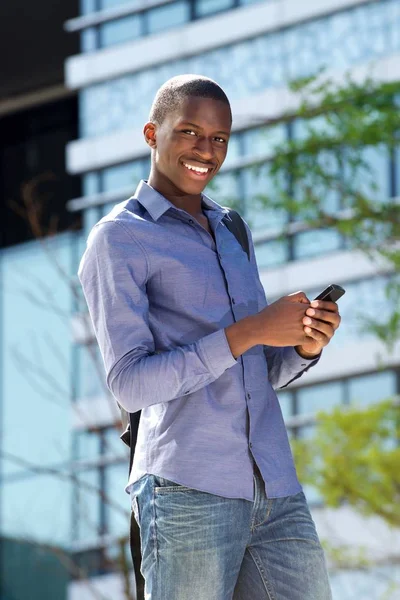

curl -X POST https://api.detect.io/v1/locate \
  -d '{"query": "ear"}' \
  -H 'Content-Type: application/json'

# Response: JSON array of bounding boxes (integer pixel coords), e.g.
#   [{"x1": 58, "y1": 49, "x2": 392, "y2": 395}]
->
[{"x1": 144, "y1": 122, "x2": 157, "y2": 149}]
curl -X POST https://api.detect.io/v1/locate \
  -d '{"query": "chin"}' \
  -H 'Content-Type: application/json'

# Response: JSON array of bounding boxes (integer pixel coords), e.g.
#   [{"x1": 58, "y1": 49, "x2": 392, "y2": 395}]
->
[{"x1": 175, "y1": 175, "x2": 208, "y2": 196}]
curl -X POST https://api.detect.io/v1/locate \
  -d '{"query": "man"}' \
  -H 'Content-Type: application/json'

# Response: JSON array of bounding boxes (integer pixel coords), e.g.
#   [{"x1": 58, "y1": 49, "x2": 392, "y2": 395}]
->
[{"x1": 79, "y1": 74, "x2": 340, "y2": 599}]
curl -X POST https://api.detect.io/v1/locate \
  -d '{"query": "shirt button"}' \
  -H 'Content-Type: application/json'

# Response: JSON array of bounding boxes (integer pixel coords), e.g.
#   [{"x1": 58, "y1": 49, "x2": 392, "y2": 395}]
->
[
  {"x1": 218, "y1": 253, "x2": 222, "y2": 260},
  {"x1": 188, "y1": 219, "x2": 194, "y2": 225},
  {"x1": 247, "y1": 392, "x2": 251, "y2": 400},
  {"x1": 232, "y1": 297, "x2": 236, "y2": 304},
  {"x1": 249, "y1": 443, "x2": 253, "y2": 449}
]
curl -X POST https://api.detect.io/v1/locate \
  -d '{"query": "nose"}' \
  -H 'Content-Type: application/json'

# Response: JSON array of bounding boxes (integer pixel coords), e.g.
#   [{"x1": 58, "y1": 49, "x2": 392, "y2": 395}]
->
[{"x1": 194, "y1": 135, "x2": 214, "y2": 161}]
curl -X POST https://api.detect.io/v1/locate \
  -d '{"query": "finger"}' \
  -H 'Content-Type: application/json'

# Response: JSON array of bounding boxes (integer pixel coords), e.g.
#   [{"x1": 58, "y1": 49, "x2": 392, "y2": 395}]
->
[
  {"x1": 310, "y1": 300, "x2": 339, "y2": 312},
  {"x1": 305, "y1": 308, "x2": 341, "y2": 329},
  {"x1": 288, "y1": 291, "x2": 310, "y2": 304},
  {"x1": 303, "y1": 317, "x2": 334, "y2": 339},
  {"x1": 303, "y1": 326, "x2": 329, "y2": 345}
]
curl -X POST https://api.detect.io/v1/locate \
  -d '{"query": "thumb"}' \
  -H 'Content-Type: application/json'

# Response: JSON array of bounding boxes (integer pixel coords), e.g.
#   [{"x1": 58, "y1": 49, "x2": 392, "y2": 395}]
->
[{"x1": 287, "y1": 291, "x2": 310, "y2": 304}]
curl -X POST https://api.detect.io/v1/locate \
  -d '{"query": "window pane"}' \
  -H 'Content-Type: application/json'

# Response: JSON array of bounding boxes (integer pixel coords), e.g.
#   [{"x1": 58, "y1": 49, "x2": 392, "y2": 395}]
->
[
  {"x1": 223, "y1": 132, "x2": 241, "y2": 168},
  {"x1": 81, "y1": 27, "x2": 98, "y2": 52},
  {"x1": 105, "y1": 463, "x2": 130, "y2": 538},
  {"x1": 293, "y1": 229, "x2": 342, "y2": 260},
  {"x1": 80, "y1": 0, "x2": 97, "y2": 15},
  {"x1": 100, "y1": 15, "x2": 142, "y2": 48},
  {"x1": 83, "y1": 172, "x2": 100, "y2": 196},
  {"x1": 1, "y1": 235, "x2": 73, "y2": 483},
  {"x1": 242, "y1": 125, "x2": 286, "y2": 160},
  {"x1": 102, "y1": 160, "x2": 145, "y2": 193},
  {"x1": 254, "y1": 238, "x2": 289, "y2": 269},
  {"x1": 76, "y1": 469, "x2": 101, "y2": 541},
  {"x1": 343, "y1": 145, "x2": 390, "y2": 204},
  {"x1": 80, "y1": 0, "x2": 400, "y2": 138},
  {"x1": 243, "y1": 165, "x2": 287, "y2": 232},
  {"x1": 75, "y1": 430, "x2": 101, "y2": 461},
  {"x1": 239, "y1": 0, "x2": 264, "y2": 5},
  {"x1": 276, "y1": 390, "x2": 293, "y2": 421},
  {"x1": 196, "y1": 0, "x2": 234, "y2": 18},
  {"x1": 101, "y1": 0, "x2": 141, "y2": 9},
  {"x1": 297, "y1": 382, "x2": 343, "y2": 416},
  {"x1": 205, "y1": 171, "x2": 241, "y2": 209},
  {"x1": 76, "y1": 343, "x2": 106, "y2": 400},
  {"x1": 147, "y1": 1, "x2": 190, "y2": 35},
  {"x1": 83, "y1": 206, "x2": 102, "y2": 237},
  {"x1": 296, "y1": 425, "x2": 323, "y2": 505},
  {"x1": 1, "y1": 474, "x2": 71, "y2": 546},
  {"x1": 104, "y1": 425, "x2": 129, "y2": 459},
  {"x1": 348, "y1": 371, "x2": 396, "y2": 408}
]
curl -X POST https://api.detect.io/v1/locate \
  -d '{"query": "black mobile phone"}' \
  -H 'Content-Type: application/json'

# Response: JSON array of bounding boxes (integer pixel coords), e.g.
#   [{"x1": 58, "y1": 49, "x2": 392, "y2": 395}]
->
[{"x1": 314, "y1": 284, "x2": 345, "y2": 303}]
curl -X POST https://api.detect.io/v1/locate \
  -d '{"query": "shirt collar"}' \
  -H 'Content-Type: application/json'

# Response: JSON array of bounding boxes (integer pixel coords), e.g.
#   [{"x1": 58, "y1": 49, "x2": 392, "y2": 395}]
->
[{"x1": 134, "y1": 180, "x2": 229, "y2": 222}]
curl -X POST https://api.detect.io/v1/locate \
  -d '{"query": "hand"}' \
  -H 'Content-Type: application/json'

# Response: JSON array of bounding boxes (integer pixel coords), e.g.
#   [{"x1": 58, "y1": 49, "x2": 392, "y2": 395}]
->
[
  {"x1": 296, "y1": 299, "x2": 341, "y2": 358},
  {"x1": 253, "y1": 291, "x2": 313, "y2": 348}
]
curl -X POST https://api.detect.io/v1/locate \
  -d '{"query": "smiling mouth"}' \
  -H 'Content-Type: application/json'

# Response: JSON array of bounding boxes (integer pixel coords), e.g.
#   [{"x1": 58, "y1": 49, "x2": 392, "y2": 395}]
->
[{"x1": 182, "y1": 162, "x2": 213, "y2": 177}]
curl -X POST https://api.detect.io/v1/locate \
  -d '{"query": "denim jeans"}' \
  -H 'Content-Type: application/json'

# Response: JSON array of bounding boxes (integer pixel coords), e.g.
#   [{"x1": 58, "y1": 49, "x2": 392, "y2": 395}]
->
[{"x1": 131, "y1": 468, "x2": 332, "y2": 600}]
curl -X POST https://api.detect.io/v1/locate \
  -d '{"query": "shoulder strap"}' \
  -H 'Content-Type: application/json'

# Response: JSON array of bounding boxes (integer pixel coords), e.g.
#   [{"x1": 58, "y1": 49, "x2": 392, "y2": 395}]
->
[{"x1": 222, "y1": 209, "x2": 250, "y2": 261}]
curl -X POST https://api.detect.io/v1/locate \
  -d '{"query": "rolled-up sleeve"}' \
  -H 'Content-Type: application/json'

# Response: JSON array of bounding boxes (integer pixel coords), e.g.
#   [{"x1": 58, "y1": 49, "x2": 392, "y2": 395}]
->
[{"x1": 78, "y1": 221, "x2": 236, "y2": 412}]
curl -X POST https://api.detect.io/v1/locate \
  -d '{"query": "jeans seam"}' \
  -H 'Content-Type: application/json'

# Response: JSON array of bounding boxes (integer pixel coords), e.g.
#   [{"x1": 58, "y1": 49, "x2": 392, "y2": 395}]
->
[
  {"x1": 253, "y1": 498, "x2": 274, "y2": 529},
  {"x1": 151, "y1": 481, "x2": 159, "y2": 567},
  {"x1": 247, "y1": 547, "x2": 275, "y2": 600}
]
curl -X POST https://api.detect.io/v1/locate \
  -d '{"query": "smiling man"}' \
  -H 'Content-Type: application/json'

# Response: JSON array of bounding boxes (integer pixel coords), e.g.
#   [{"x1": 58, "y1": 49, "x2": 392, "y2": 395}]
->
[{"x1": 78, "y1": 75, "x2": 339, "y2": 600}]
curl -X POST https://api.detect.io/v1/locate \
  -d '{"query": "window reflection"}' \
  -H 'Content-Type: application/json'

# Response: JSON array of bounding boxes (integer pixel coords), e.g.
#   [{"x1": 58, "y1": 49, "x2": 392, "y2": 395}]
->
[
  {"x1": 76, "y1": 430, "x2": 101, "y2": 461},
  {"x1": 76, "y1": 343, "x2": 106, "y2": 400},
  {"x1": 105, "y1": 463, "x2": 130, "y2": 537},
  {"x1": 254, "y1": 239, "x2": 289, "y2": 269},
  {"x1": 100, "y1": 14, "x2": 142, "y2": 48},
  {"x1": 297, "y1": 381, "x2": 343, "y2": 416},
  {"x1": 76, "y1": 469, "x2": 102, "y2": 541},
  {"x1": 80, "y1": 0, "x2": 400, "y2": 136},
  {"x1": 292, "y1": 229, "x2": 343, "y2": 260},
  {"x1": 147, "y1": 1, "x2": 190, "y2": 35},
  {"x1": 195, "y1": 0, "x2": 234, "y2": 18},
  {"x1": 348, "y1": 371, "x2": 396, "y2": 408},
  {"x1": 102, "y1": 160, "x2": 146, "y2": 192},
  {"x1": 243, "y1": 165, "x2": 287, "y2": 232}
]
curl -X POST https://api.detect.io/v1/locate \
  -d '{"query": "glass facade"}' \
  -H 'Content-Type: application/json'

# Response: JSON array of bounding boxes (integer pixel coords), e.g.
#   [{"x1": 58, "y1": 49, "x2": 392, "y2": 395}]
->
[
  {"x1": 80, "y1": 0, "x2": 265, "y2": 52},
  {"x1": 66, "y1": 0, "x2": 400, "y2": 589},
  {"x1": 278, "y1": 368, "x2": 399, "y2": 505},
  {"x1": 72, "y1": 425, "x2": 129, "y2": 546},
  {"x1": 81, "y1": 118, "x2": 398, "y2": 270},
  {"x1": 0, "y1": 233, "x2": 77, "y2": 546},
  {"x1": 79, "y1": 0, "x2": 400, "y2": 137}
]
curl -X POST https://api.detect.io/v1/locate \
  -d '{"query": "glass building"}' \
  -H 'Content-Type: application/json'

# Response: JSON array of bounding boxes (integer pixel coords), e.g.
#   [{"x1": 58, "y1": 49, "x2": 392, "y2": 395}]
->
[
  {"x1": 64, "y1": 0, "x2": 400, "y2": 597},
  {"x1": 1, "y1": 0, "x2": 399, "y2": 599}
]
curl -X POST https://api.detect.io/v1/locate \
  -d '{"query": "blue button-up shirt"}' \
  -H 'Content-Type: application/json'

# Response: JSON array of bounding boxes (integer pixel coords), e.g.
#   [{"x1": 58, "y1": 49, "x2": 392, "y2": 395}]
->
[{"x1": 78, "y1": 181, "x2": 319, "y2": 501}]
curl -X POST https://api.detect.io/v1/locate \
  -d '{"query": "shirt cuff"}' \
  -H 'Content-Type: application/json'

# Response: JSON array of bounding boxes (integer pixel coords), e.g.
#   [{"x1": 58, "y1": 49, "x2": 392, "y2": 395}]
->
[
  {"x1": 283, "y1": 346, "x2": 321, "y2": 372},
  {"x1": 198, "y1": 329, "x2": 237, "y2": 379}
]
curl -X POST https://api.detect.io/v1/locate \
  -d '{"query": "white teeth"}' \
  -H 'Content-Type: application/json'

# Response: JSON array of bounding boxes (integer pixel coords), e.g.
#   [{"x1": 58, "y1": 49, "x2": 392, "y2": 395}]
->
[{"x1": 183, "y1": 162, "x2": 209, "y2": 174}]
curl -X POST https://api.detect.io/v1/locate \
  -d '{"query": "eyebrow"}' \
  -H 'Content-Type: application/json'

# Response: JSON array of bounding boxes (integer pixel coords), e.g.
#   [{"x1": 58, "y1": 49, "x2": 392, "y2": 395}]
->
[{"x1": 180, "y1": 121, "x2": 230, "y2": 136}]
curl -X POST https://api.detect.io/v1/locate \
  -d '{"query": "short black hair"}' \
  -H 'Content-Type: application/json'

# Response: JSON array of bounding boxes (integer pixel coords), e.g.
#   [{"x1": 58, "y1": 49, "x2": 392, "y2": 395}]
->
[{"x1": 149, "y1": 74, "x2": 232, "y2": 124}]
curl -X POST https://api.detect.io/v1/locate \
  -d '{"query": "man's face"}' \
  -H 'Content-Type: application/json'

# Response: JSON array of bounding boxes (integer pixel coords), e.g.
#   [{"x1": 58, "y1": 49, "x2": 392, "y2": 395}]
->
[{"x1": 146, "y1": 96, "x2": 232, "y2": 196}]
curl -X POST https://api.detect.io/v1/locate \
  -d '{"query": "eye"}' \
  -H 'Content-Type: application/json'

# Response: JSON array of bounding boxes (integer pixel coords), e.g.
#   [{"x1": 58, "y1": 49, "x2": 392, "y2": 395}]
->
[
  {"x1": 182, "y1": 129, "x2": 197, "y2": 136},
  {"x1": 214, "y1": 137, "x2": 227, "y2": 144}
]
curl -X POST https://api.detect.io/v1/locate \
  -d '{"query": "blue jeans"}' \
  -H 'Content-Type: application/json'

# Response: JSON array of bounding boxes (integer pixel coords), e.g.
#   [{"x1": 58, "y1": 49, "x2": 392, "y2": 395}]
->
[{"x1": 131, "y1": 468, "x2": 332, "y2": 600}]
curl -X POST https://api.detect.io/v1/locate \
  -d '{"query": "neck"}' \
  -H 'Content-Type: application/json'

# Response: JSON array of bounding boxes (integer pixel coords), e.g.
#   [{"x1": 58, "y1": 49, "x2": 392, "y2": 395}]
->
[{"x1": 147, "y1": 172, "x2": 204, "y2": 217}]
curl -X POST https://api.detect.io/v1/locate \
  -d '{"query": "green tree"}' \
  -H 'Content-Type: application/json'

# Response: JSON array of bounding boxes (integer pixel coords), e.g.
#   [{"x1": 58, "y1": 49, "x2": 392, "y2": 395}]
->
[
  {"x1": 256, "y1": 73, "x2": 400, "y2": 348},
  {"x1": 252, "y1": 73, "x2": 400, "y2": 593}
]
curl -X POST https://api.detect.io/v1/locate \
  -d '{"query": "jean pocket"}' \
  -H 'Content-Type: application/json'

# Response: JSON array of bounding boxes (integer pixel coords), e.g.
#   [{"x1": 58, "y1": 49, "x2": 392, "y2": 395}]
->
[
  {"x1": 153, "y1": 475, "x2": 193, "y2": 493},
  {"x1": 131, "y1": 495, "x2": 140, "y2": 524}
]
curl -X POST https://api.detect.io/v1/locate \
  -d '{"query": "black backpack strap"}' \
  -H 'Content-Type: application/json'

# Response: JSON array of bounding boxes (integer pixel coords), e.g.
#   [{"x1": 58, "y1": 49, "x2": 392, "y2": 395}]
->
[
  {"x1": 125, "y1": 411, "x2": 144, "y2": 599},
  {"x1": 130, "y1": 512, "x2": 145, "y2": 599},
  {"x1": 222, "y1": 209, "x2": 250, "y2": 261}
]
